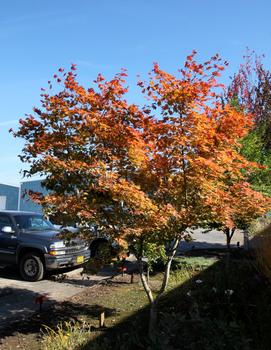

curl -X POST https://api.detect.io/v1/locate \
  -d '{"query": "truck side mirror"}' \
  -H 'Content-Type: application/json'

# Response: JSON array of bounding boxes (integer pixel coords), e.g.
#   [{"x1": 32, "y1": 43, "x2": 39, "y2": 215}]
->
[{"x1": 1, "y1": 226, "x2": 15, "y2": 234}]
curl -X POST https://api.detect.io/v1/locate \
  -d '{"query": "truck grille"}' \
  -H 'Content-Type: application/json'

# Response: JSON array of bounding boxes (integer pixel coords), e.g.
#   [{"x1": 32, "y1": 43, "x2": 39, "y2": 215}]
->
[
  {"x1": 62, "y1": 240, "x2": 88, "y2": 254},
  {"x1": 64, "y1": 245, "x2": 87, "y2": 254}
]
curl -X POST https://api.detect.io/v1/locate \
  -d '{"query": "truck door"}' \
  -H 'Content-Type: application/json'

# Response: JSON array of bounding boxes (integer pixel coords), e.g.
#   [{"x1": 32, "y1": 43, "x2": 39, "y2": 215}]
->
[{"x1": 0, "y1": 214, "x2": 18, "y2": 264}]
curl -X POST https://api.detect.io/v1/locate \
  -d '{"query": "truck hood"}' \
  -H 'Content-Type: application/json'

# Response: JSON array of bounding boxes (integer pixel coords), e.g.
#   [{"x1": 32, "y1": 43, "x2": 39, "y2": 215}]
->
[
  {"x1": 20, "y1": 229, "x2": 62, "y2": 242},
  {"x1": 20, "y1": 229, "x2": 86, "y2": 246}
]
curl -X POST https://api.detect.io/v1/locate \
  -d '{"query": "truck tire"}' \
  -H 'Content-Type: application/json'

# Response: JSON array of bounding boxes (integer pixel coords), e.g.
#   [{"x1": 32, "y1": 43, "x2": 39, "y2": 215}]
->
[{"x1": 19, "y1": 253, "x2": 45, "y2": 282}]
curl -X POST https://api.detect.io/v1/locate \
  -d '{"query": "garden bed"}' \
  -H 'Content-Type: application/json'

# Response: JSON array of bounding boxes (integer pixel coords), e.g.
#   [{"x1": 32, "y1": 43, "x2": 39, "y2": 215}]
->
[{"x1": 0, "y1": 253, "x2": 270, "y2": 350}]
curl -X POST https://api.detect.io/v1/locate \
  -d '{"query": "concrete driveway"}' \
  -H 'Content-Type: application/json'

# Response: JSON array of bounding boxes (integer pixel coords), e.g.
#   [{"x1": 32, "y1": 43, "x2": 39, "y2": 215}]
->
[
  {"x1": 0, "y1": 228, "x2": 244, "y2": 330},
  {"x1": 0, "y1": 266, "x2": 112, "y2": 329}
]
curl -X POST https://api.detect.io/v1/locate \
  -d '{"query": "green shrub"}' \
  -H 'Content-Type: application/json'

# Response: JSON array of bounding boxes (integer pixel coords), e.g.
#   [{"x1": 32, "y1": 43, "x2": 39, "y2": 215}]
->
[{"x1": 248, "y1": 214, "x2": 271, "y2": 237}]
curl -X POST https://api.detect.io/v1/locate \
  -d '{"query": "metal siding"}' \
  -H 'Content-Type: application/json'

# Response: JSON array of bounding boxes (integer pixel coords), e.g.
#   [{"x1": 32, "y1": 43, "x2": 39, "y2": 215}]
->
[
  {"x1": 0, "y1": 184, "x2": 19, "y2": 210},
  {"x1": 20, "y1": 180, "x2": 48, "y2": 214},
  {"x1": 0, "y1": 196, "x2": 7, "y2": 209}
]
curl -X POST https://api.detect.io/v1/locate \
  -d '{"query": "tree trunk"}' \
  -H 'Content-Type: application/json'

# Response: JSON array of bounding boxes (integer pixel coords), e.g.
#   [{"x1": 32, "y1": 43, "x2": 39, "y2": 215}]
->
[
  {"x1": 138, "y1": 258, "x2": 154, "y2": 304},
  {"x1": 225, "y1": 227, "x2": 236, "y2": 250},
  {"x1": 149, "y1": 237, "x2": 180, "y2": 339},
  {"x1": 146, "y1": 264, "x2": 150, "y2": 284},
  {"x1": 159, "y1": 237, "x2": 180, "y2": 294},
  {"x1": 226, "y1": 233, "x2": 231, "y2": 250},
  {"x1": 137, "y1": 237, "x2": 180, "y2": 341},
  {"x1": 224, "y1": 227, "x2": 235, "y2": 275},
  {"x1": 148, "y1": 300, "x2": 158, "y2": 340},
  {"x1": 138, "y1": 260, "x2": 157, "y2": 339}
]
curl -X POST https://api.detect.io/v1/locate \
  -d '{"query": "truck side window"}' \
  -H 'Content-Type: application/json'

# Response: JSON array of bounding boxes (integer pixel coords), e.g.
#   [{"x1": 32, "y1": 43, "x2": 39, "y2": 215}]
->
[{"x1": 0, "y1": 215, "x2": 13, "y2": 231}]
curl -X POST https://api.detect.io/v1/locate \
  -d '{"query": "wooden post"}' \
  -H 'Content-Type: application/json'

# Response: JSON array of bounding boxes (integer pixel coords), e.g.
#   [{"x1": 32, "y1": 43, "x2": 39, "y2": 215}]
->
[
  {"x1": 35, "y1": 295, "x2": 47, "y2": 313},
  {"x1": 99, "y1": 311, "x2": 105, "y2": 328}
]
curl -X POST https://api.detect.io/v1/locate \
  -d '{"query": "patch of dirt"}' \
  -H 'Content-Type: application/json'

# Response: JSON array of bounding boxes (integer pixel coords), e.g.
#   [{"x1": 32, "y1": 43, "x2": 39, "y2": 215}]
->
[{"x1": 0, "y1": 274, "x2": 140, "y2": 350}]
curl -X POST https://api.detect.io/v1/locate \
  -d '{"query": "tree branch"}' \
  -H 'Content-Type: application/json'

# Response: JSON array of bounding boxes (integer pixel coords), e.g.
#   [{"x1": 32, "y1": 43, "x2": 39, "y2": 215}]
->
[
  {"x1": 138, "y1": 256, "x2": 154, "y2": 304},
  {"x1": 157, "y1": 237, "x2": 180, "y2": 300}
]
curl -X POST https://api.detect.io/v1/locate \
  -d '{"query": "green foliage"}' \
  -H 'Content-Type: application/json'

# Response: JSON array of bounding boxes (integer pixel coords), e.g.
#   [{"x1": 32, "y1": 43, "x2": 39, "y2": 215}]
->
[
  {"x1": 241, "y1": 126, "x2": 271, "y2": 196},
  {"x1": 129, "y1": 241, "x2": 167, "y2": 271},
  {"x1": 170, "y1": 256, "x2": 218, "y2": 272},
  {"x1": 248, "y1": 214, "x2": 271, "y2": 237}
]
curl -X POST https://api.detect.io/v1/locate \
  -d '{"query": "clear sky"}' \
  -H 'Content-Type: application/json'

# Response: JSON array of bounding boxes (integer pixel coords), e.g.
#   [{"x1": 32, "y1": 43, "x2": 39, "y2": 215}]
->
[{"x1": 1, "y1": 0, "x2": 271, "y2": 185}]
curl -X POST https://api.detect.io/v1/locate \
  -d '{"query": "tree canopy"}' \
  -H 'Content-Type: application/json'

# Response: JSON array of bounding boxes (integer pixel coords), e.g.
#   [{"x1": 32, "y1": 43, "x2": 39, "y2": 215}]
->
[
  {"x1": 228, "y1": 50, "x2": 271, "y2": 196},
  {"x1": 12, "y1": 52, "x2": 271, "y2": 336}
]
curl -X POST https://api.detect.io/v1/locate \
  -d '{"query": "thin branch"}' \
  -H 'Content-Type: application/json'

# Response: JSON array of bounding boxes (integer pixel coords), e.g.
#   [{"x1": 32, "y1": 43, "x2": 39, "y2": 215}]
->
[
  {"x1": 230, "y1": 227, "x2": 236, "y2": 240},
  {"x1": 157, "y1": 237, "x2": 180, "y2": 299}
]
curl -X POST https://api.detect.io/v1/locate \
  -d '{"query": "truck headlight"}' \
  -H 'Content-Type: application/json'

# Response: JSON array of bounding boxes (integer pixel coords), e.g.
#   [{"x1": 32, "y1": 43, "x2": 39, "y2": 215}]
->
[
  {"x1": 49, "y1": 241, "x2": 65, "y2": 255},
  {"x1": 49, "y1": 250, "x2": 66, "y2": 256}
]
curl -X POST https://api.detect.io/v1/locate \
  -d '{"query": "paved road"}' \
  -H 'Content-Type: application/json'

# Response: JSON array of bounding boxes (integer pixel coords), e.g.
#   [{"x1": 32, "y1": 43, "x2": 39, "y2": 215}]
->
[{"x1": 177, "y1": 228, "x2": 244, "y2": 253}]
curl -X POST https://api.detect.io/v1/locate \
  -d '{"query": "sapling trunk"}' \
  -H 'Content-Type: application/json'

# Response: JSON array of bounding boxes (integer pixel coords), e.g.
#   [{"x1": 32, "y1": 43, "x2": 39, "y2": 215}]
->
[
  {"x1": 146, "y1": 265, "x2": 150, "y2": 283},
  {"x1": 224, "y1": 227, "x2": 236, "y2": 274},
  {"x1": 224, "y1": 227, "x2": 236, "y2": 250},
  {"x1": 138, "y1": 237, "x2": 180, "y2": 340},
  {"x1": 226, "y1": 233, "x2": 230, "y2": 250}
]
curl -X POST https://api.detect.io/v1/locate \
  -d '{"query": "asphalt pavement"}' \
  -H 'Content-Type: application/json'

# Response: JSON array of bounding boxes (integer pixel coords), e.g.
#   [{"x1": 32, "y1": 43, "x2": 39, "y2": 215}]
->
[{"x1": 177, "y1": 228, "x2": 244, "y2": 253}]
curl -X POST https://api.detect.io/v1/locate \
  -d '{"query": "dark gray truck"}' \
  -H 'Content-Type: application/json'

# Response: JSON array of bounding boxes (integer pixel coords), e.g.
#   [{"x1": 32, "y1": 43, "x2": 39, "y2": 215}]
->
[{"x1": 0, "y1": 211, "x2": 90, "y2": 281}]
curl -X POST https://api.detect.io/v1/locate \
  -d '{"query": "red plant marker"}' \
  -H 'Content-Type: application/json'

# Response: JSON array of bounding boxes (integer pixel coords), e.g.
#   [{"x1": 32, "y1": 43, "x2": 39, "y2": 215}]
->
[
  {"x1": 35, "y1": 295, "x2": 47, "y2": 312},
  {"x1": 118, "y1": 266, "x2": 127, "y2": 277}
]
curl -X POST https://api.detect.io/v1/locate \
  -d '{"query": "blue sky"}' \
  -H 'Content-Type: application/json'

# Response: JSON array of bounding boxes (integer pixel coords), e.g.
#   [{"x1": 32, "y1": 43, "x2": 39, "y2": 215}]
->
[{"x1": 1, "y1": 0, "x2": 271, "y2": 185}]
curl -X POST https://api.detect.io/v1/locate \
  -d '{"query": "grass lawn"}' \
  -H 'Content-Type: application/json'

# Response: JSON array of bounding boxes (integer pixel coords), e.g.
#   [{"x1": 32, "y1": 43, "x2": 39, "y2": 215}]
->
[{"x1": 1, "y1": 252, "x2": 271, "y2": 350}]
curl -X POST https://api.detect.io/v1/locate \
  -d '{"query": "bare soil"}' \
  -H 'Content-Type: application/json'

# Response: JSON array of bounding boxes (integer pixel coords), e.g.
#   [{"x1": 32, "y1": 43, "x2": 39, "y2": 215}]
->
[{"x1": 0, "y1": 273, "x2": 144, "y2": 350}]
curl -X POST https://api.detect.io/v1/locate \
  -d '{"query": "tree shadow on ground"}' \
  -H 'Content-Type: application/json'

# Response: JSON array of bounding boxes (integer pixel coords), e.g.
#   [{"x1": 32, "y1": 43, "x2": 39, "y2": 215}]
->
[
  {"x1": 0, "y1": 287, "x2": 116, "y2": 344},
  {"x1": 178, "y1": 240, "x2": 239, "y2": 252},
  {"x1": 78, "y1": 250, "x2": 271, "y2": 350}
]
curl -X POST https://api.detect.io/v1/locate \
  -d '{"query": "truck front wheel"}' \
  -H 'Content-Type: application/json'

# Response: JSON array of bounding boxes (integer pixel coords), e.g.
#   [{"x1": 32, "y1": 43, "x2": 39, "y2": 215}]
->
[{"x1": 19, "y1": 253, "x2": 45, "y2": 282}]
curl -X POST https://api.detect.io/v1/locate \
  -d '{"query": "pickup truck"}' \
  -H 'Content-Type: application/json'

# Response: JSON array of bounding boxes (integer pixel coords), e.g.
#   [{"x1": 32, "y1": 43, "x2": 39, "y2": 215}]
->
[{"x1": 0, "y1": 211, "x2": 90, "y2": 281}]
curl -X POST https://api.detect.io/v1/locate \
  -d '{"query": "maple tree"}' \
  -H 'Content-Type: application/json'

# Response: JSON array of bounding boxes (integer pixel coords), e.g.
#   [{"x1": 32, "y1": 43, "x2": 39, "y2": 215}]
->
[
  {"x1": 204, "y1": 182, "x2": 271, "y2": 249},
  {"x1": 12, "y1": 53, "x2": 271, "y2": 338}
]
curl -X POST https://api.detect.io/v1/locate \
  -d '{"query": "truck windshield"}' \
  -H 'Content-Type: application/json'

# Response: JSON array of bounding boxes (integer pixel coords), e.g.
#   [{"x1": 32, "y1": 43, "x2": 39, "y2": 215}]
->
[{"x1": 13, "y1": 214, "x2": 54, "y2": 231}]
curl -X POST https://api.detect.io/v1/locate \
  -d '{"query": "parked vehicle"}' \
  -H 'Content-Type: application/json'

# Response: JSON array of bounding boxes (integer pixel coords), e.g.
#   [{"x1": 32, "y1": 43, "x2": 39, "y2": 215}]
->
[
  {"x1": 0, "y1": 211, "x2": 90, "y2": 281},
  {"x1": 54, "y1": 222, "x2": 119, "y2": 259}
]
